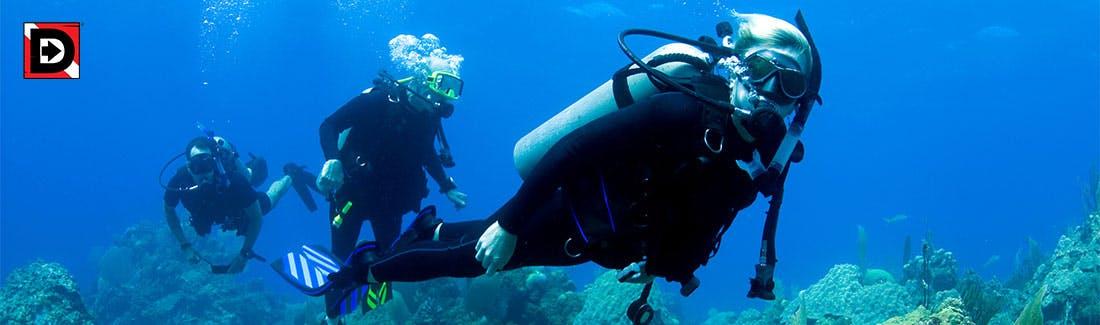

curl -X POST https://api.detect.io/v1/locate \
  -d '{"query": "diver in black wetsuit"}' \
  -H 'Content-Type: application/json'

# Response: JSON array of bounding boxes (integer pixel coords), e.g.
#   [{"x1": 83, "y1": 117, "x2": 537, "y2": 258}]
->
[
  {"x1": 313, "y1": 70, "x2": 469, "y2": 318},
  {"x1": 315, "y1": 71, "x2": 468, "y2": 254},
  {"x1": 333, "y1": 84, "x2": 786, "y2": 287},
  {"x1": 163, "y1": 136, "x2": 315, "y2": 273},
  {"x1": 278, "y1": 11, "x2": 823, "y2": 322}
]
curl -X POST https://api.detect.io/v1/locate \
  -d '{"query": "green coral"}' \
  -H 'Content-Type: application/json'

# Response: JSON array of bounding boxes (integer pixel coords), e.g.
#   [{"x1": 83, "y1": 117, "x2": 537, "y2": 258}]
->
[
  {"x1": 1013, "y1": 285, "x2": 1045, "y2": 325},
  {"x1": 0, "y1": 261, "x2": 95, "y2": 324},
  {"x1": 573, "y1": 270, "x2": 679, "y2": 325}
]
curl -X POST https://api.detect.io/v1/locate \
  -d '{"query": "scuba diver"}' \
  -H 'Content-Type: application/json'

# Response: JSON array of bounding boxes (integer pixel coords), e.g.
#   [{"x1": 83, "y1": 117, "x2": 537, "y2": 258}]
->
[
  {"x1": 279, "y1": 11, "x2": 822, "y2": 323},
  {"x1": 162, "y1": 131, "x2": 319, "y2": 274},
  {"x1": 313, "y1": 69, "x2": 469, "y2": 319}
]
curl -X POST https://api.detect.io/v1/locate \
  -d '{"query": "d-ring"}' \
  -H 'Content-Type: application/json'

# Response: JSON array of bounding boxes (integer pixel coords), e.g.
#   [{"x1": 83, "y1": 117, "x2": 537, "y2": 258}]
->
[
  {"x1": 563, "y1": 238, "x2": 583, "y2": 258},
  {"x1": 704, "y1": 129, "x2": 724, "y2": 154}
]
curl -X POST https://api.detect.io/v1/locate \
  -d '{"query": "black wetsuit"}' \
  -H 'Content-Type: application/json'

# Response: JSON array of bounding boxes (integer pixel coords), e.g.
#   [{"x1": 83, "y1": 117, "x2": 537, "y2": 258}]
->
[
  {"x1": 319, "y1": 88, "x2": 456, "y2": 262},
  {"x1": 164, "y1": 168, "x2": 271, "y2": 236},
  {"x1": 361, "y1": 92, "x2": 761, "y2": 287}
]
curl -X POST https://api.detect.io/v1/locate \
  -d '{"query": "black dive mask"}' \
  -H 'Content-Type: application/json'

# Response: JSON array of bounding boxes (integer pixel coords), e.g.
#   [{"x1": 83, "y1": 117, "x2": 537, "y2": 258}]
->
[
  {"x1": 188, "y1": 154, "x2": 216, "y2": 175},
  {"x1": 743, "y1": 50, "x2": 806, "y2": 105}
]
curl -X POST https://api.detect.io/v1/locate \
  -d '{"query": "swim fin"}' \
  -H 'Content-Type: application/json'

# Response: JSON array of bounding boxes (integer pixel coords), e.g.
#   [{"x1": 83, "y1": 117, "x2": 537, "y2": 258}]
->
[
  {"x1": 270, "y1": 244, "x2": 342, "y2": 296},
  {"x1": 284, "y1": 163, "x2": 319, "y2": 212},
  {"x1": 328, "y1": 281, "x2": 393, "y2": 317}
]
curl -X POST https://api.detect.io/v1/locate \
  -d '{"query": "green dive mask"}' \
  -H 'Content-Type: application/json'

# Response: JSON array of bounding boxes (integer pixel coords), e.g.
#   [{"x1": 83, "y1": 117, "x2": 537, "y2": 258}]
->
[{"x1": 426, "y1": 71, "x2": 463, "y2": 100}]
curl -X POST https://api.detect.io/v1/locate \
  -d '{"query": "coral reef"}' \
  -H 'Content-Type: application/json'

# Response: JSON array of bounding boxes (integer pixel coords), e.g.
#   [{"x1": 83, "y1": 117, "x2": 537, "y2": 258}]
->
[
  {"x1": 1014, "y1": 285, "x2": 1046, "y2": 325},
  {"x1": 703, "y1": 300, "x2": 788, "y2": 325},
  {"x1": 1007, "y1": 237, "x2": 1045, "y2": 290},
  {"x1": 1026, "y1": 212, "x2": 1100, "y2": 324},
  {"x1": 349, "y1": 267, "x2": 582, "y2": 325},
  {"x1": 573, "y1": 270, "x2": 680, "y2": 325},
  {"x1": 91, "y1": 222, "x2": 289, "y2": 324},
  {"x1": 863, "y1": 268, "x2": 896, "y2": 285},
  {"x1": 903, "y1": 247, "x2": 959, "y2": 292},
  {"x1": 956, "y1": 271, "x2": 1009, "y2": 325},
  {"x1": 881, "y1": 297, "x2": 975, "y2": 325},
  {"x1": 0, "y1": 261, "x2": 95, "y2": 324},
  {"x1": 781, "y1": 264, "x2": 914, "y2": 325}
]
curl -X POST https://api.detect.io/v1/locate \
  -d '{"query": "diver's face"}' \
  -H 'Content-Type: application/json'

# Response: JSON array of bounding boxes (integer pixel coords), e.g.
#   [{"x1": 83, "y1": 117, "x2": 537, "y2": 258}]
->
[
  {"x1": 187, "y1": 147, "x2": 216, "y2": 183},
  {"x1": 730, "y1": 78, "x2": 797, "y2": 117},
  {"x1": 407, "y1": 87, "x2": 445, "y2": 113}
]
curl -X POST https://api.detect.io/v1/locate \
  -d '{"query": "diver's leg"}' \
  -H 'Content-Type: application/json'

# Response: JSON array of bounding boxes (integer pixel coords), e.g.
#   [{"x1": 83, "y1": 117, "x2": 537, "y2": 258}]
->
[
  {"x1": 369, "y1": 211, "x2": 403, "y2": 250},
  {"x1": 369, "y1": 225, "x2": 488, "y2": 282},
  {"x1": 264, "y1": 175, "x2": 292, "y2": 209},
  {"x1": 366, "y1": 199, "x2": 587, "y2": 283},
  {"x1": 326, "y1": 202, "x2": 365, "y2": 318}
]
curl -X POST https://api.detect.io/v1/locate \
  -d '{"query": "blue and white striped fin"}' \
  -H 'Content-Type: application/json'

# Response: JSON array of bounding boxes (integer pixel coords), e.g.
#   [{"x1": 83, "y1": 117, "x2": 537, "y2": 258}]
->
[{"x1": 270, "y1": 245, "x2": 342, "y2": 296}]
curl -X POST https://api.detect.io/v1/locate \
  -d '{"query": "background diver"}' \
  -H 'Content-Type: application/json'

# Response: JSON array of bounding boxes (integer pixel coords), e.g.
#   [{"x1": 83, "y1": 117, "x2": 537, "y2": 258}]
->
[
  {"x1": 162, "y1": 134, "x2": 318, "y2": 273},
  {"x1": 277, "y1": 11, "x2": 823, "y2": 322},
  {"x1": 313, "y1": 69, "x2": 469, "y2": 319}
]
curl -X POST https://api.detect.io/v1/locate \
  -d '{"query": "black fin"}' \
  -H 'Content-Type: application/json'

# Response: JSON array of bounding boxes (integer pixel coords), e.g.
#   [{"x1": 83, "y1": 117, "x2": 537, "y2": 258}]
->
[{"x1": 284, "y1": 163, "x2": 319, "y2": 212}]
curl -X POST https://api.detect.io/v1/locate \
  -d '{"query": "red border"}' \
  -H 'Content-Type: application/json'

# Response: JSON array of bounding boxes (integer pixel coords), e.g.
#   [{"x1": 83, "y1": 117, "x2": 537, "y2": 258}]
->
[{"x1": 23, "y1": 22, "x2": 81, "y2": 79}]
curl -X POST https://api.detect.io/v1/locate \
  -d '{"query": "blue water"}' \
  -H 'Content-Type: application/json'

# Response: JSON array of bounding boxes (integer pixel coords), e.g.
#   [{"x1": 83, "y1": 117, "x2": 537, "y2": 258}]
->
[{"x1": 2, "y1": 0, "x2": 1098, "y2": 322}]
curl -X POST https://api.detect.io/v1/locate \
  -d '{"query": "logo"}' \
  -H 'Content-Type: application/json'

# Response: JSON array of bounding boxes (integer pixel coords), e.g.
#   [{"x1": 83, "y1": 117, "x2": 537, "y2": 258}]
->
[{"x1": 24, "y1": 22, "x2": 80, "y2": 79}]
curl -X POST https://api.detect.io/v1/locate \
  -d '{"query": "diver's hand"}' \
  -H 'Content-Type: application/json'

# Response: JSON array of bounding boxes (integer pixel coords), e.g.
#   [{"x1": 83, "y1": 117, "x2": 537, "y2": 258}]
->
[
  {"x1": 617, "y1": 261, "x2": 656, "y2": 284},
  {"x1": 317, "y1": 159, "x2": 345, "y2": 194},
  {"x1": 445, "y1": 189, "x2": 467, "y2": 210},
  {"x1": 226, "y1": 254, "x2": 248, "y2": 274},
  {"x1": 475, "y1": 221, "x2": 517, "y2": 276}
]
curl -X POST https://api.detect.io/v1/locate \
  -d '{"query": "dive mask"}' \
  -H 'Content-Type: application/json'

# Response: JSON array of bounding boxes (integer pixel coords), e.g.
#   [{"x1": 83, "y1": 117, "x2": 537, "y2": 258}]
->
[
  {"x1": 188, "y1": 153, "x2": 216, "y2": 175},
  {"x1": 743, "y1": 50, "x2": 807, "y2": 105},
  {"x1": 426, "y1": 71, "x2": 463, "y2": 100}
]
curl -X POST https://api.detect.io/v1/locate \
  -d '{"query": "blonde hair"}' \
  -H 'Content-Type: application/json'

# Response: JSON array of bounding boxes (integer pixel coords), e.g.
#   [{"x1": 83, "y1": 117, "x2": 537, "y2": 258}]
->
[{"x1": 732, "y1": 13, "x2": 813, "y2": 73}]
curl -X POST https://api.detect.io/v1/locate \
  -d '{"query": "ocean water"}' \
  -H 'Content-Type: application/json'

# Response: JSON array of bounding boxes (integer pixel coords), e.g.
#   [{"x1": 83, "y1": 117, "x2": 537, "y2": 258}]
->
[{"x1": 1, "y1": 0, "x2": 1098, "y2": 323}]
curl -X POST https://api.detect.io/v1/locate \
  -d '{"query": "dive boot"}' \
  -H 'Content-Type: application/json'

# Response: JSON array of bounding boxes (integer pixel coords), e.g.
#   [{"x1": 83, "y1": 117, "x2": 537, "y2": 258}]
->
[{"x1": 390, "y1": 205, "x2": 442, "y2": 250}]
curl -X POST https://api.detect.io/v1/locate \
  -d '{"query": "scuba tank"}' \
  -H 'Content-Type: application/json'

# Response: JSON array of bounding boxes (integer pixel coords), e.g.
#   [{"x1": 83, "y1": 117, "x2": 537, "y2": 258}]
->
[{"x1": 513, "y1": 43, "x2": 713, "y2": 179}]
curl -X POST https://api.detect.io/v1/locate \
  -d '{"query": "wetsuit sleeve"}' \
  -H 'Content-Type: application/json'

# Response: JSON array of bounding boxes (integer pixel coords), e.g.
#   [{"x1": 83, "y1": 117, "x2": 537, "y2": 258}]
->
[
  {"x1": 497, "y1": 94, "x2": 698, "y2": 236},
  {"x1": 422, "y1": 119, "x2": 457, "y2": 193},
  {"x1": 319, "y1": 93, "x2": 373, "y2": 160}
]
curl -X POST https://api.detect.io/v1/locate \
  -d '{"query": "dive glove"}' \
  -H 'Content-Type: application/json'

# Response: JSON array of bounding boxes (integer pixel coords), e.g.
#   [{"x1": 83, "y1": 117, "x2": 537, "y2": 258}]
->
[{"x1": 317, "y1": 159, "x2": 345, "y2": 194}]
